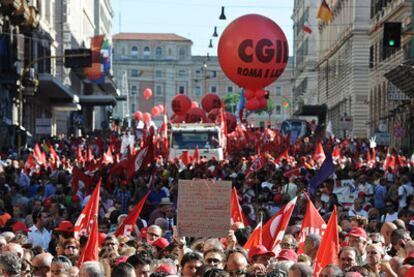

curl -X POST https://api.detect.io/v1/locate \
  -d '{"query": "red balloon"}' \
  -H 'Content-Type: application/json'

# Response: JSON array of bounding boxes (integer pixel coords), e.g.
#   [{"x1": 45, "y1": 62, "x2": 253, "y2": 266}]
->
[
  {"x1": 218, "y1": 14, "x2": 289, "y2": 90},
  {"x1": 185, "y1": 108, "x2": 207, "y2": 123},
  {"x1": 224, "y1": 112, "x2": 237, "y2": 133},
  {"x1": 245, "y1": 99, "x2": 260, "y2": 111},
  {"x1": 191, "y1": 101, "x2": 199, "y2": 109},
  {"x1": 151, "y1": 106, "x2": 160, "y2": 117},
  {"x1": 134, "y1": 111, "x2": 143, "y2": 121},
  {"x1": 171, "y1": 94, "x2": 192, "y2": 116},
  {"x1": 207, "y1": 108, "x2": 220, "y2": 122},
  {"x1": 259, "y1": 98, "x2": 267, "y2": 109},
  {"x1": 171, "y1": 113, "x2": 186, "y2": 123},
  {"x1": 143, "y1": 112, "x2": 151, "y2": 123},
  {"x1": 201, "y1": 93, "x2": 221, "y2": 113},
  {"x1": 244, "y1": 89, "x2": 256, "y2": 100},
  {"x1": 255, "y1": 89, "x2": 266, "y2": 99},
  {"x1": 143, "y1": 88, "x2": 152, "y2": 100},
  {"x1": 157, "y1": 104, "x2": 164, "y2": 113}
]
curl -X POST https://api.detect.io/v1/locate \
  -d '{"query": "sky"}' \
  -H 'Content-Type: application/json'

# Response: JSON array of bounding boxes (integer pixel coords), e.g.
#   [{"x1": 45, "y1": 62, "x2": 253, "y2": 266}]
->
[{"x1": 112, "y1": 0, "x2": 295, "y2": 56}]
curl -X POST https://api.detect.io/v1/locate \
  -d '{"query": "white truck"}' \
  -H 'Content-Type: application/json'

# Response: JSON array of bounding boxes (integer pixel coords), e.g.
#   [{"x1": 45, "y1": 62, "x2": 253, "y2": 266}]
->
[{"x1": 169, "y1": 123, "x2": 224, "y2": 161}]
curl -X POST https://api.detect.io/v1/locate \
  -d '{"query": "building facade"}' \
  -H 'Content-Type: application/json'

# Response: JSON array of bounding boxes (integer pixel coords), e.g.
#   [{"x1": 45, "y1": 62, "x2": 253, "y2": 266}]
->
[
  {"x1": 112, "y1": 33, "x2": 293, "y2": 127},
  {"x1": 292, "y1": 0, "x2": 320, "y2": 109},
  {"x1": 317, "y1": 0, "x2": 371, "y2": 138},
  {"x1": 368, "y1": 0, "x2": 414, "y2": 150}
]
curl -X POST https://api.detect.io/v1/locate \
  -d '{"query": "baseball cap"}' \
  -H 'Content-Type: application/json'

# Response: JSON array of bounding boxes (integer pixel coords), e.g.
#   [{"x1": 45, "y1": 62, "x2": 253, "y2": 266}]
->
[
  {"x1": 349, "y1": 227, "x2": 367, "y2": 239},
  {"x1": 12, "y1": 221, "x2": 29, "y2": 233},
  {"x1": 248, "y1": 245, "x2": 275, "y2": 260},
  {"x1": 55, "y1": 221, "x2": 74, "y2": 232},
  {"x1": 277, "y1": 249, "x2": 298, "y2": 262},
  {"x1": 151, "y1": 237, "x2": 170, "y2": 249},
  {"x1": 155, "y1": 264, "x2": 177, "y2": 275}
]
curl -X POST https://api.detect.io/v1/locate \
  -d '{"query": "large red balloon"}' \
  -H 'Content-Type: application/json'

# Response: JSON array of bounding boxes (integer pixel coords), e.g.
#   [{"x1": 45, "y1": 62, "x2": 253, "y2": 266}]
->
[
  {"x1": 201, "y1": 93, "x2": 221, "y2": 113},
  {"x1": 218, "y1": 14, "x2": 289, "y2": 90},
  {"x1": 134, "y1": 111, "x2": 143, "y2": 121},
  {"x1": 143, "y1": 112, "x2": 151, "y2": 123},
  {"x1": 171, "y1": 94, "x2": 192, "y2": 116},
  {"x1": 143, "y1": 88, "x2": 152, "y2": 100},
  {"x1": 207, "y1": 108, "x2": 220, "y2": 122},
  {"x1": 245, "y1": 99, "x2": 260, "y2": 111},
  {"x1": 171, "y1": 113, "x2": 186, "y2": 123},
  {"x1": 185, "y1": 108, "x2": 207, "y2": 123}
]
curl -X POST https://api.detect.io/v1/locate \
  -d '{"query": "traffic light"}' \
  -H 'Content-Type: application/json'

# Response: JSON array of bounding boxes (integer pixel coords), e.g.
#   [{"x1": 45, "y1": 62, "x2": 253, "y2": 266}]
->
[
  {"x1": 383, "y1": 22, "x2": 401, "y2": 48},
  {"x1": 64, "y1": 48, "x2": 92, "y2": 68}
]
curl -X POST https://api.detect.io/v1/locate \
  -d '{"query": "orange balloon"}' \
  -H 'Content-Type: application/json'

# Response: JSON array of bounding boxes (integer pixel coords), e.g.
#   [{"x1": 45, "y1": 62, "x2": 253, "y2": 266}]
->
[
  {"x1": 143, "y1": 88, "x2": 152, "y2": 100},
  {"x1": 171, "y1": 94, "x2": 192, "y2": 116},
  {"x1": 218, "y1": 14, "x2": 288, "y2": 90},
  {"x1": 143, "y1": 112, "x2": 151, "y2": 123},
  {"x1": 157, "y1": 104, "x2": 164, "y2": 113},
  {"x1": 201, "y1": 93, "x2": 221, "y2": 113},
  {"x1": 134, "y1": 111, "x2": 143, "y2": 121},
  {"x1": 151, "y1": 106, "x2": 160, "y2": 117}
]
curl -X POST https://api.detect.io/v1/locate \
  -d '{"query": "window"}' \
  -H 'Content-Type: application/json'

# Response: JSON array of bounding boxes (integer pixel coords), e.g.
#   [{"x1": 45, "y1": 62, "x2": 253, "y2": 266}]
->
[
  {"x1": 211, "y1": 86, "x2": 217, "y2": 93},
  {"x1": 131, "y1": 85, "x2": 137, "y2": 95},
  {"x1": 275, "y1": 86, "x2": 282, "y2": 96},
  {"x1": 168, "y1": 48, "x2": 172, "y2": 56},
  {"x1": 131, "y1": 103, "x2": 136, "y2": 112},
  {"x1": 210, "y1": 71, "x2": 217, "y2": 78},
  {"x1": 131, "y1": 69, "x2": 139, "y2": 77},
  {"x1": 179, "y1": 47, "x2": 185, "y2": 59},
  {"x1": 155, "y1": 69, "x2": 163, "y2": 78},
  {"x1": 178, "y1": 70, "x2": 186, "y2": 78},
  {"x1": 155, "y1": 47, "x2": 162, "y2": 59},
  {"x1": 195, "y1": 86, "x2": 201, "y2": 96},
  {"x1": 227, "y1": 86, "x2": 233, "y2": 93},
  {"x1": 156, "y1": 85, "x2": 162, "y2": 96},
  {"x1": 143, "y1": 46, "x2": 150, "y2": 59},
  {"x1": 195, "y1": 70, "x2": 201, "y2": 79},
  {"x1": 179, "y1": 86, "x2": 185, "y2": 94},
  {"x1": 131, "y1": 46, "x2": 138, "y2": 59},
  {"x1": 121, "y1": 47, "x2": 126, "y2": 56},
  {"x1": 276, "y1": 105, "x2": 281, "y2": 115}
]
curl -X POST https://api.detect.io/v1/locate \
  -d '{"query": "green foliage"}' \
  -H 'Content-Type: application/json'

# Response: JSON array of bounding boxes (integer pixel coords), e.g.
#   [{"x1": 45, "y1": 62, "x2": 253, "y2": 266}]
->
[{"x1": 223, "y1": 92, "x2": 240, "y2": 112}]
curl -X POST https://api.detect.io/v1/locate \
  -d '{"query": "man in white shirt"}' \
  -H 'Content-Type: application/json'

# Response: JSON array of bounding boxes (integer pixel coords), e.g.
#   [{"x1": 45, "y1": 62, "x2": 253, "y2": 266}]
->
[
  {"x1": 398, "y1": 176, "x2": 413, "y2": 210},
  {"x1": 348, "y1": 199, "x2": 368, "y2": 218},
  {"x1": 28, "y1": 209, "x2": 51, "y2": 251}
]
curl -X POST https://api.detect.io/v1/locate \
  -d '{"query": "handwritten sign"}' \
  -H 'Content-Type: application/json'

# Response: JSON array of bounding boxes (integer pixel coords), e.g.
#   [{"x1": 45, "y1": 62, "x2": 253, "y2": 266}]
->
[{"x1": 177, "y1": 179, "x2": 231, "y2": 238}]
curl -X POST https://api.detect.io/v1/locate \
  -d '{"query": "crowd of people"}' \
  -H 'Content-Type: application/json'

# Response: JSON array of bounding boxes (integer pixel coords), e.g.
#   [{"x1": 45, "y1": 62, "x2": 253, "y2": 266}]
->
[{"x1": 0, "y1": 127, "x2": 413, "y2": 277}]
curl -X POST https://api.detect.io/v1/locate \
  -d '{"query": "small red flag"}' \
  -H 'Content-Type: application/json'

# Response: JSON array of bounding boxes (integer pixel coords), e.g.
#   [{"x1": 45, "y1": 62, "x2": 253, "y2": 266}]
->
[
  {"x1": 25, "y1": 153, "x2": 37, "y2": 171},
  {"x1": 303, "y1": 25, "x2": 313, "y2": 33},
  {"x1": 34, "y1": 144, "x2": 46, "y2": 165},
  {"x1": 77, "y1": 145, "x2": 84, "y2": 163},
  {"x1": 86, "y1": 147, "x2": 93, "y2": 162},
  {"x1": 74, "y1": 179, "x2": 101, "y2": 239},
  {"x1": 243, "y1": 222, "x2": 263, "y2": 251},
  {"x1": 262, "y1": 197, "x2": 297, "y2": 252},
  {"x1": 231, "y1": 187, "x2": 249, "y2": 227},
  {"x1": 180, "y1": 151, "x2": 192, "y2": 166},
  {"x1": 313, "y1": 141, "x2": 326, "y2": 164},
  {"x1": 193, "y1": 145, "x2": 200, "y2": 164},
  {"x1": 313, "y1": 206, "x2": 339, "y2": 276},
  {"x1": 102, "y1": 146, "x2": 113, "y2": 165},
  {"x1": 297, "y1": 194, "x2": 326, "y2": 254},
  {"x1": 114, "y1": 191, "x2": 150, "y2": 237}
]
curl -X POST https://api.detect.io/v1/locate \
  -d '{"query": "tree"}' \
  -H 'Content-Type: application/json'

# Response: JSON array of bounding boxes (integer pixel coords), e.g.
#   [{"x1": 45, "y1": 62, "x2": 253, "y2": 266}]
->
[{"x1": 223, "y1": 92, "x2": 240, "y2": 113}]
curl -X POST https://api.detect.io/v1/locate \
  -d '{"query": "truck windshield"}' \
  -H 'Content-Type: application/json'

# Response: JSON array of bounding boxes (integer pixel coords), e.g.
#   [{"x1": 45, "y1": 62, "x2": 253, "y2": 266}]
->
[{"x1": 171, "y1": 131, "x2": 220, "y2": 149}]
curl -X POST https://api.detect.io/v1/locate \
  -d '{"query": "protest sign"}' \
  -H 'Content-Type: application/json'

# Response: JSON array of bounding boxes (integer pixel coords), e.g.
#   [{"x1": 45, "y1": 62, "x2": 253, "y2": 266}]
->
[{"x1": 177, "y1": 179, "x2": 231, "y2": 237}]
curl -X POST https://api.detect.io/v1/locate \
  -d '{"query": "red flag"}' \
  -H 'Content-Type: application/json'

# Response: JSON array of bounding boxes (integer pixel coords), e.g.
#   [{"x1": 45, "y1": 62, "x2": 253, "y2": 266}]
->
[
  {"x1": 179, "y1": 151, "x2": 192, "y2": 166},
  {"x1": 274, "y1": 149, "x2": 290, "y2": 165},
  {"x1": 34, "y1": 144, "x2": 46, "y2": 165},
  {"x1": 231, "y1": 187, "x2": 249, "y2": 227},
  {"x1": 77, "y1": 145, "x2": 84, "y2": 163},
  {"x1": 297, "y1": 194, "x2": 326, "y2": 254},
  {"x1": 128, "y1": 131, "x2": 155, "y2": 179},
  {"x1": 245, "y1": 155, "x2": 266, "y2": 177},
  {"x1": 193, "y1": 145, "x2": 199, "y2": 164},
  {"x1": 86, "y1": 147, "x2": 93, "y2": 162},
  {"x1": 76, "y1": 180, "x2": 101, "y2": 266},
  {"x1": 383, "y1": 147, "x2": 396, "y2": 171},
  {"x1": 49, "y1": 145, "x2": 58, "y2": 167},
  {"x1": 102, "y1": 146, "x2": 114, "y2": 165},
  {"x1": 303, "y1": 25, "x2": 313, "y2": 33},
  {"x1": 332, "y1": 146, "x2": 341, "y2": 162},
  {"x1": 71, "y1": 167, "x2": 94, "y2": 193},
  {"x1": 243, "y1": 222, "x2": 263, "y2": 251},
  {"x1": 114, "y1": 191, "x2": 150, "y2": 237},
  {"x1": 262, "y1": 197, "x2": 297, "y2": 252},
  {"x1": 313, "y1": 141, "x2": 326, "y2": 164},
  {"x1": 283, "y1": 166, "x2": 303, "y2": 179},
  {"x1": 313, "y1": 206, "x2": 339, "y2": 276},
  {"x1": 25, "y1": 153, "x2": 37, "y2": 171}
]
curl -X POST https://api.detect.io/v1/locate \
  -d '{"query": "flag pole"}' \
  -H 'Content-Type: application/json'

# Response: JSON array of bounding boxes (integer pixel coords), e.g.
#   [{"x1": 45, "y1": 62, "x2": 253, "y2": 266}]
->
[{"x1": 259, "y1": 213, "x2": 263, "y2": 245}]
